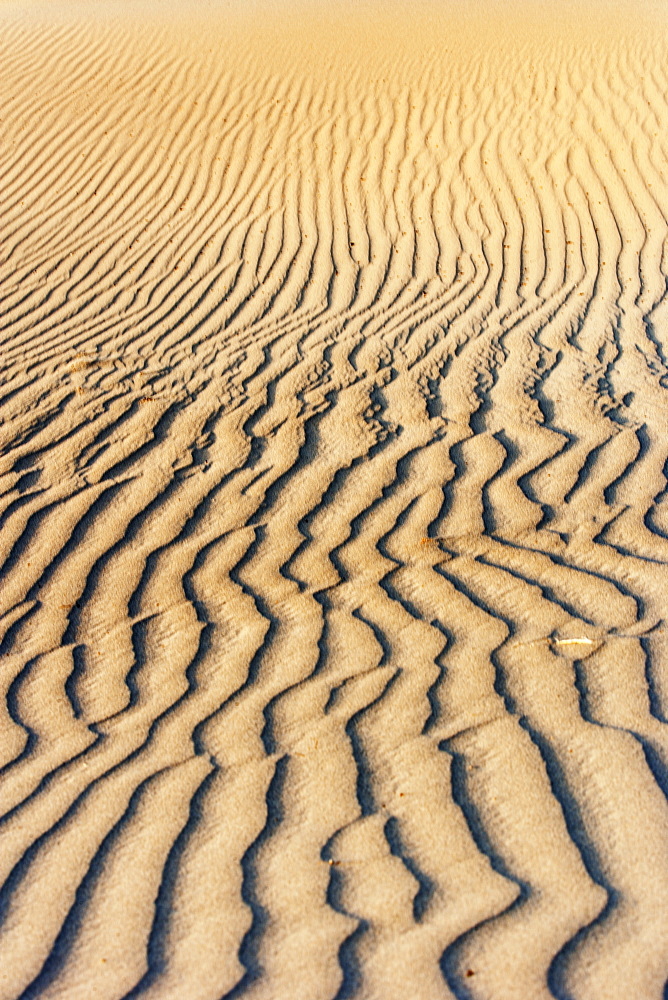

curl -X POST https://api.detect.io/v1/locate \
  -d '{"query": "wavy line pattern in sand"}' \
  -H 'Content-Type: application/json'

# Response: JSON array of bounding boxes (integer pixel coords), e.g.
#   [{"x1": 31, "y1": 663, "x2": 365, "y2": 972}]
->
[{"x1": 1, "y1": 7, "x2": 668, "y2": 999}]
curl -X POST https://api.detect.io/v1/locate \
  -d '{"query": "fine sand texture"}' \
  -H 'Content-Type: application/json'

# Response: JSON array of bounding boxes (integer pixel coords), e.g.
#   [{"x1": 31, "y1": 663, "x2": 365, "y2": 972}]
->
[{"x1": 1, "y1": 2, "x2": 668, "y2": 998}]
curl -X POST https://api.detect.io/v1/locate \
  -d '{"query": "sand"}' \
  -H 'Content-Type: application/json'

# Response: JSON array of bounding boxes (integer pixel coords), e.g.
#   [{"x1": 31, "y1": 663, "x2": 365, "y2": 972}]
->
[{"x1": 0, "y1": 1, "x2": 667, "y2": 997}]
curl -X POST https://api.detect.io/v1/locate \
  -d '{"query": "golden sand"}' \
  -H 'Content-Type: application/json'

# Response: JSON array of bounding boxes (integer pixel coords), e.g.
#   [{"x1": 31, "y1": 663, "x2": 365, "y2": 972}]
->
[{"x1": 0, "y1": 2, "x2": 667, "y2": 997}]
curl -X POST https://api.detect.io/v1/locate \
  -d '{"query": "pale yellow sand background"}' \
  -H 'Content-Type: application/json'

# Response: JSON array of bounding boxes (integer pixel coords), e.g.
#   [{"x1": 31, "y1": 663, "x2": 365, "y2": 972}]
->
[{"x1": 0, "y1": 2, "x2": 668, "y2": 998}]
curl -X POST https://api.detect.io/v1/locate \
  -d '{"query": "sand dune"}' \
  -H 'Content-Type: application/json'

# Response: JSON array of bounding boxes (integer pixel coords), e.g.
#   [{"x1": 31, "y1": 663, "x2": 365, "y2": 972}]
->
[{"x1": 1, "y1": 2, "x2": 668, "y2": 997}]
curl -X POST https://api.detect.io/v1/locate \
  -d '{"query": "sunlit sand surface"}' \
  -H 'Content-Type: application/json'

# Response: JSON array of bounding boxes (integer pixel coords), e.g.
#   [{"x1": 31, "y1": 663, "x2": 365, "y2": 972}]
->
[{"x1": 1, "y1": 2, "x2": 668, "y2": 997}]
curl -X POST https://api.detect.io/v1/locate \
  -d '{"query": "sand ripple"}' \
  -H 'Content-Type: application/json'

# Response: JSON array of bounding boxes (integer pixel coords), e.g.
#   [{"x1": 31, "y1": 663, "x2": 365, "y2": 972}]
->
[{"x1": 1, "y1": 5, "x2": 668, "y2": 998}]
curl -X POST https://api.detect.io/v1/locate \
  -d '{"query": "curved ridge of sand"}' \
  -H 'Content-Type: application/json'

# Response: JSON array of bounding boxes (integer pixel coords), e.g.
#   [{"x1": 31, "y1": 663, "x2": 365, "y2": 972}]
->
[{"x1": 0, "y1": 5, "x2": 668, "y2": 999}]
